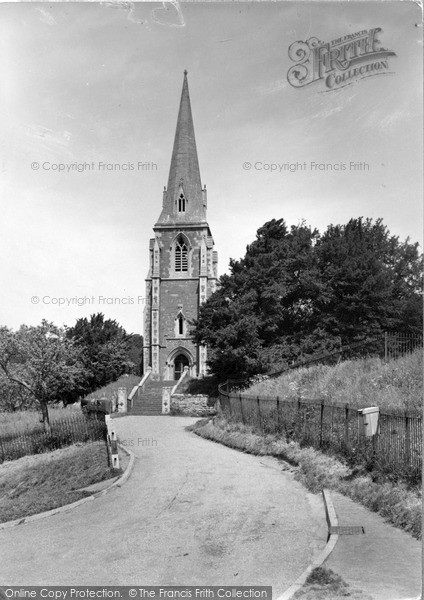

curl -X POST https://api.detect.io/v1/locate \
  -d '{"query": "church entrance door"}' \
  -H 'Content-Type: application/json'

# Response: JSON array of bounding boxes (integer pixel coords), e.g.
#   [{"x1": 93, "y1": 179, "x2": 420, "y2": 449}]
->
[{"x1": 174, "y1": 354, "x2": 189, "y2": 380}]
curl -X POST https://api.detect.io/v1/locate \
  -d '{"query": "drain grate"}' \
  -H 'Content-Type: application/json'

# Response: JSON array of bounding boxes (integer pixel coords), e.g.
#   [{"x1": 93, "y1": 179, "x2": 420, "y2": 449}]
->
[{"x1": 330, "y1": 526, "x2": 365, "y2": 535}]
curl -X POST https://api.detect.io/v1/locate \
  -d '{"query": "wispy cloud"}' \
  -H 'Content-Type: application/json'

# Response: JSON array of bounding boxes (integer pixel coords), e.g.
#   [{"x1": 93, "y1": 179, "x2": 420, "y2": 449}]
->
[
  {"x1": 258, "y1": 79, "x2": 289, "y2": 95},
  {"x1": 36, "y1": 6, "x2": 56, "y2": 26}
]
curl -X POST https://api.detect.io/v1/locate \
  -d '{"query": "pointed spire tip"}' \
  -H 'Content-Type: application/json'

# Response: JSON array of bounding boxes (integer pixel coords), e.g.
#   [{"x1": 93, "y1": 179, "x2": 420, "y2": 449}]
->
[{"x1": 184, "y1": 69, "x2": 188, "y2": 76}]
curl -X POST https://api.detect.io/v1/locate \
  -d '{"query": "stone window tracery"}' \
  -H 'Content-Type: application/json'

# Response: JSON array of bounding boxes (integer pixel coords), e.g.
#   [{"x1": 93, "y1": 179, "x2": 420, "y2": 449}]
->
[{"x1": 175, "y1": 236, "x2": 188, "y2": 272}]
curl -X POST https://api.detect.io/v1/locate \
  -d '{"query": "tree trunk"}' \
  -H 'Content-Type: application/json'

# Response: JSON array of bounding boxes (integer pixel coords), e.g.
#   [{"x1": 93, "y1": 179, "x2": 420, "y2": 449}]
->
[{"x1": 40, "y1": 402, "x2": 52, "y2": 434}]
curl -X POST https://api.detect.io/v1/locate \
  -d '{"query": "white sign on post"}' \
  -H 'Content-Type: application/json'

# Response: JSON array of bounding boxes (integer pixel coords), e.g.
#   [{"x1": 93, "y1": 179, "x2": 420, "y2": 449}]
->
[{"x1": 358, "y1": 407, "x2": 380, "y2": 437}]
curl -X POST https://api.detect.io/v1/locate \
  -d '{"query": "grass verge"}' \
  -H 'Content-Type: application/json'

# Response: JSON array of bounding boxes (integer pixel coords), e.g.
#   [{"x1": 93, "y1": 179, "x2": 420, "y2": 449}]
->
[
  {"x1": 0, "y1": 442, "x2": 121, "y2": 523},
  {"x1": 84, "y1": 374, "x2": 142, "y2": 404},
  {"x1": 188, "y1": 417, "x2": 421, "y2": 539},
  {"x1": 0, "y1": 407, "x2": 84, "y2": 438},
  {"x1": 292, "y1": 567, "x2": 372, "y2": 600}
]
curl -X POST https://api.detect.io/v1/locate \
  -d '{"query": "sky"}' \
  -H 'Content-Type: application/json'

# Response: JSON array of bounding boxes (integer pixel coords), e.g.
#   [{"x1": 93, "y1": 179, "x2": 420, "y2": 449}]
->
[{"x1": 0, "y1": 1, "x2": 422, "y2": 335}]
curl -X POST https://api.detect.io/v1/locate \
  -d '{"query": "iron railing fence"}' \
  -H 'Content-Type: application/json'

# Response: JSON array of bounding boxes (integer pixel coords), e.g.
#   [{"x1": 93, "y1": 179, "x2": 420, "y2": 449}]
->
[
  {"x1": 264, "y1": 332, "x2": 422, "y2": 381},
  {"x1": 217, "y1": 387, "x2": 422, "y2": 482},
  {"x1": 0, "y1": 413, "x2": 107, "y2": 463},
  {"x1": 384, "y1": 331, "x2": 423, "y2": 361}
]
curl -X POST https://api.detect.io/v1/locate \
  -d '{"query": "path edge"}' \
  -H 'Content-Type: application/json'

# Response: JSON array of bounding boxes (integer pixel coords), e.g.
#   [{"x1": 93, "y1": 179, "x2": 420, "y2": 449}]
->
[
  {"x1": 275, "y1": 488, "x2": 339, "y2": 600},
  {"x1": 0, "y1": 443, "x2": 136, "y2": 531}
]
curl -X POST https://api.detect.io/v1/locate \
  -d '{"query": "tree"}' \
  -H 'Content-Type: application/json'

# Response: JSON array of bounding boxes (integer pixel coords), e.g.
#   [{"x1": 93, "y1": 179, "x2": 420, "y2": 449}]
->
[
  {"x1": 316, "y1": 218, "x2": 423, "y2": 344},
  {"x1": 193, "y1": 217, "x2": 422, "y2": 380},
  {"x1": 194, "y1": 219, "x2": 324, "y2": 378},
  {"x1": 0, "y1": 321, "x2": 86, "y2": 431},
  {"x1": 66, "y1": 313, "x2": 134, "y2": 394},
  {"x1": 126, "y1": 334, "x2": 144, "y2": 375},
  {"x1": 0, "y1": 375, "x2": 33, "y2": 412}
]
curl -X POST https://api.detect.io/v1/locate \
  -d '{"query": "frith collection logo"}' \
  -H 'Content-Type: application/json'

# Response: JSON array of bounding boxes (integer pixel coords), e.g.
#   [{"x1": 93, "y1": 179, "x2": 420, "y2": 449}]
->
[{"x1": 287, "y1": 28, "x2": 396, "y2": 91}]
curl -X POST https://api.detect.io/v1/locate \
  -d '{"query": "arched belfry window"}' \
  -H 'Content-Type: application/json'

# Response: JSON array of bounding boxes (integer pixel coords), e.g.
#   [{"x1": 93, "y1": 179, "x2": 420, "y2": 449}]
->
[{"x1": 175, "y1": 235, "x2": 188, "y2": 272}]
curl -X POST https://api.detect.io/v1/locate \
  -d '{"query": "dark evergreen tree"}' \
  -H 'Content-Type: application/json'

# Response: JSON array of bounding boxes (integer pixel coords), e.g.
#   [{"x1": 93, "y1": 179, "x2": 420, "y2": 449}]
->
[
  {"x1": 316, "y1": 218, "x2": 423, "y2": 344},
  {"x1": 66, "y1": 313, "x2": 134, "y2": 394},
  {"x1": 194, "y1": 219, "x2": 325, "y2": 378},
  {"x1": 193, "y1": 217, "x2": 422, "y2": 380},
  {"x1": 126, "y1": 334, "x2": 144, "y2": 375}
]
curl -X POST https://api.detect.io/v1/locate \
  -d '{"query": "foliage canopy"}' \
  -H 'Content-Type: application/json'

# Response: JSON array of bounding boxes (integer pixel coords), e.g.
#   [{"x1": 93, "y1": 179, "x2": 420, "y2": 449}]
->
[{"x1": 193, "y1": 217, "x2": 422, "y2": 380}]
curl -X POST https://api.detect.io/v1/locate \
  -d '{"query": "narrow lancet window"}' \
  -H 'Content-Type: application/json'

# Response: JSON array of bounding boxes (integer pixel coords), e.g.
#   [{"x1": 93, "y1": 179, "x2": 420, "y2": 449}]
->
[{"x1": 178, "y1": 313, "x2": 184, "y2": 335}]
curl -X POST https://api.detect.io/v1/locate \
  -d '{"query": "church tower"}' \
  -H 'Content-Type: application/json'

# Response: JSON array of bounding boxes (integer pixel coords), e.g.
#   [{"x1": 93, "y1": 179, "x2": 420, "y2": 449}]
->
[{"x1": 143, "y1": 71, "x2": 218, "y2": 380}]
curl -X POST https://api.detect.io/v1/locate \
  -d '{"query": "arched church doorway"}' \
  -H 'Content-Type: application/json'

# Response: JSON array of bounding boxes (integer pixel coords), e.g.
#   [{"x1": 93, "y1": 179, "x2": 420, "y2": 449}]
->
[{"x1": 174, "y1": 353, "x2": 189, "y2": 380}]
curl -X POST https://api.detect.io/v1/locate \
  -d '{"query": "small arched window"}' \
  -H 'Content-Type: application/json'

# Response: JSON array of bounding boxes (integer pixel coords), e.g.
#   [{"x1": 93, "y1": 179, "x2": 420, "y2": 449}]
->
[
  {"x1": 178, "y1": 192, "x2": 186, "y2": 212},
  {"x1": 175, "y1": 236, "x2": 188, "y2": 272}
]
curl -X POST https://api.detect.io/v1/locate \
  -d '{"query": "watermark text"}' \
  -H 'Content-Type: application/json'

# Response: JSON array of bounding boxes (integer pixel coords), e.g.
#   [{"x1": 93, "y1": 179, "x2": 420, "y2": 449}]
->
[
  {"x1": 31, "y1": 295, "x2": 147, "y2": 307},
  {"x1": 31, "y1": 161, "x2": 158, "y2": 172},
  {"x1": 243, "y1": 161, "x2": 370, "y2": 172}
]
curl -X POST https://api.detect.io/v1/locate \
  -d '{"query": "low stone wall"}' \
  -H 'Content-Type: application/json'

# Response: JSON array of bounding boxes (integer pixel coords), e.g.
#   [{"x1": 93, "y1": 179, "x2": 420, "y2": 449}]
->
[{"x1": 170, "y1": 394, "x2": 216, "y2": 417}]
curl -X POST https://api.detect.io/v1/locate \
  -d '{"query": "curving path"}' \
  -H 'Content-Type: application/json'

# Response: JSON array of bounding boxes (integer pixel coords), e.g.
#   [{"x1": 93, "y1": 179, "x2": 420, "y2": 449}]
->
[{"x1": 0, "y1": 417, "x2": 327, "y2": 595}]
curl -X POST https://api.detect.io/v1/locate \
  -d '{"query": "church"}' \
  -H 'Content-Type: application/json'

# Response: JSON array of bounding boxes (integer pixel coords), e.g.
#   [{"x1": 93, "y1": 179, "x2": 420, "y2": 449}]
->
[{"x1": 143, "y1": 71, "x2": 218, "y2": 381}]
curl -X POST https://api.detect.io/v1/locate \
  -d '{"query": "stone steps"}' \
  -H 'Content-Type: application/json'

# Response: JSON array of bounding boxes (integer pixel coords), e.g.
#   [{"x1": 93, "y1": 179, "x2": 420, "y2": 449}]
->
[{"x1": 129, "y1": 379, "x2": 176, "y2": 416}]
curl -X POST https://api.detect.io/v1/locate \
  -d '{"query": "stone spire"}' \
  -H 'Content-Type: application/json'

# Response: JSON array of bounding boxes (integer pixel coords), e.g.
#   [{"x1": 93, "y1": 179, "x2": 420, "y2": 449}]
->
[{"x1": 156, "y1": 71, "x2": 207, "y2": 225}]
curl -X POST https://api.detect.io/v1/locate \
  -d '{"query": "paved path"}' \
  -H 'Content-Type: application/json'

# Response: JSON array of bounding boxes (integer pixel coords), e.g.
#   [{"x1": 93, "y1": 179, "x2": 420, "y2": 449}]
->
[
  {"x1": 0, "y1": 417, "x2": 327, "y2": 594},
  {"x1": 325, "y1": 490, "x2": 422, "y2": 600}
]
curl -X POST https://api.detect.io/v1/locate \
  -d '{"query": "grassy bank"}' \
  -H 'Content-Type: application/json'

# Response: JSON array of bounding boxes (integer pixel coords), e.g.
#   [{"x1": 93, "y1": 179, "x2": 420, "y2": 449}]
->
[
  {"x1": 188, "y1": 417, "x2": 421, "y2": 539},
  {"x1": 292, "y1": 567, "x2": 371, "y2": 600},
  {"x1": 84, "y1": 374, "x2": 142, "y2": 404},
  {"x1": 0, "y1": 442, "x2": 120, "y2": 523},
  {"x1": 247, "y1": 350, "x2": 422, "y2": 414}
]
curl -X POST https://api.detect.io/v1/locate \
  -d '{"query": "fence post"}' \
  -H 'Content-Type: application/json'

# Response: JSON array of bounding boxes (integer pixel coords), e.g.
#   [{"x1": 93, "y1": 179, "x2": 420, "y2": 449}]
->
[
  {"x1": 297, "y1": 396, "x2": 302, "y2": 440},
  {"x1": 276, "y1": 396, "x2": 280, "y2": 432},
  {"x1": 227, "y1": 393, "x2": 233, "y2": 418},
  {"x1": 405, "y1": 411, "x2": 410, "y2": 467},
  {"x1": 384, "y1": 331, "x2": 388, "y2": 363},
  {"x1": 371, "y1": 432, "x2": 377, "y2": 471},
  {"x1": 257, "y1": 396, "x2": 262, "y2": 430},
  {"x1": 319, "y1": 399, "x2": 324, "y2": 447},
  {"x1": 239, "y1": 393, "x2": 244, "y2": 424},
  {"x1": 344, "y1": 403, "x2": 350, "y2": 449},
  {"x1": 105, "y1": 415, "x2": 119, "y2": 469}
]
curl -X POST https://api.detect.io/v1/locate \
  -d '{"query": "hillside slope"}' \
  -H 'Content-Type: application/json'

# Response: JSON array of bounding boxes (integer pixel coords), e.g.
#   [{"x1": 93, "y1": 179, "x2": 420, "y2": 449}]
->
[{"x1": 247, "y1": 350, "x2": 422, "y2": 414}]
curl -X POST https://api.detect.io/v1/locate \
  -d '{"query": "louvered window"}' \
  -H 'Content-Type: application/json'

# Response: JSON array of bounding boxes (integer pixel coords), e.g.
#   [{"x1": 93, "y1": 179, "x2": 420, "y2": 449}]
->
[{"x1": 175, "y1": 238, "x2": 188, "y2": 272}]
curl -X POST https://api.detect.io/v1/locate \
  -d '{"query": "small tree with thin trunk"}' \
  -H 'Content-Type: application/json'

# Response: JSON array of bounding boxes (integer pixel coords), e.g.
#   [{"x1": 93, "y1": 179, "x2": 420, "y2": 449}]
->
[{"x1": 0, "y1": 320, "x2": 86, "y2": 432}]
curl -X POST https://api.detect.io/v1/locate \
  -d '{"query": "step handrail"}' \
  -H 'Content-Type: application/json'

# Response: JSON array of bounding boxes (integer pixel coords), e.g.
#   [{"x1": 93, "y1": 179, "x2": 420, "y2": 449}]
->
[
  {"x1": 171, "y1": 366, "x2": 190, "y2": 396},
  {"x1": 128, "y1": 367, "x2": 152, "y2": 409}
]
